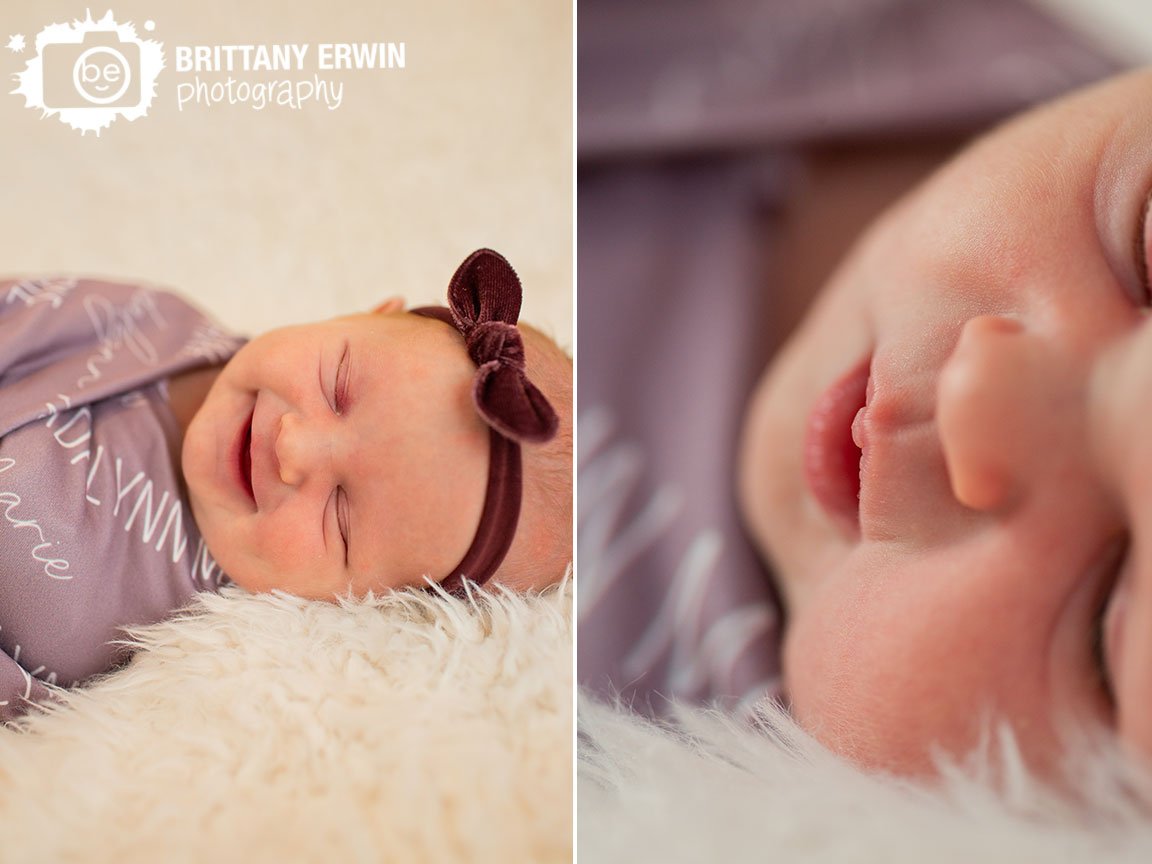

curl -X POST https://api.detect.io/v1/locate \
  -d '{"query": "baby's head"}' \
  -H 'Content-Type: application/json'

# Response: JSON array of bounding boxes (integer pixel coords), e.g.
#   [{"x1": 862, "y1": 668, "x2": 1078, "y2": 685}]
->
[
  {"x1": 183, "y1": 249, "x2": 572, "y2": 600},
  {"x1": 738, "y1": 68, "x2": 1152, "y2": 779}
]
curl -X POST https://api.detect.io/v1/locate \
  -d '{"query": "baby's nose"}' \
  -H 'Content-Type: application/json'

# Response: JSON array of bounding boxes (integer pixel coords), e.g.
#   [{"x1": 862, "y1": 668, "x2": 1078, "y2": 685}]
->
[
  {"x1": 936, "y1": 315, "x2": 1059, "y2": 511},
  {"x1": 275, "y1": 412, "x2": 328, "y2": 487}
]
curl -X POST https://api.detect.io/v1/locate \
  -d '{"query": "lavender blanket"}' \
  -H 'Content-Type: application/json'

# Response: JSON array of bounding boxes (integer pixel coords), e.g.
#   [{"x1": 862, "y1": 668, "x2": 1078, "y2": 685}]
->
[{"x1": 0, "y1": 277, "x2": 242, "y2": 719}]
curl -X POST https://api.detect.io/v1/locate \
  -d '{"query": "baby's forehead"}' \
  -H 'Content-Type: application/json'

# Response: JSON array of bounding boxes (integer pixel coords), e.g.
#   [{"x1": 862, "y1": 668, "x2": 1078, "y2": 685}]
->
[
  {"x1": 288, "y1": 308, "x2": 571, "y2": 395},
  {"x1": 323, "y1": 308, "x2": 453, "y2": 341},
  {"x1": 242, "y1": 311, "x2": 464, "y2": 376}
]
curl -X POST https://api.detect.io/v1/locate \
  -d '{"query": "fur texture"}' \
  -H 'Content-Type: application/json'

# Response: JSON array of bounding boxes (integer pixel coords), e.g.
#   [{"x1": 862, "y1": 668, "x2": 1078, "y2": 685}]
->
[
  {"x1": 0, "y1": 580, "x2": 572, "y2": 863},
  {"x1": 579, "y1": 694, "x2": 1152, "y2": 862}
]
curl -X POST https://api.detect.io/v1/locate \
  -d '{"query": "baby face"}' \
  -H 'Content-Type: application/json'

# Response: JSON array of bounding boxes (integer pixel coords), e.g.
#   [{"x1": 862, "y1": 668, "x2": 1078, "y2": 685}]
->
[
  {"x1": 739, "y1": 68, "x2": 1152, "y2": 777},
  {"x1": 182, "y1": 310, "x2": 492, "y2": 599}
]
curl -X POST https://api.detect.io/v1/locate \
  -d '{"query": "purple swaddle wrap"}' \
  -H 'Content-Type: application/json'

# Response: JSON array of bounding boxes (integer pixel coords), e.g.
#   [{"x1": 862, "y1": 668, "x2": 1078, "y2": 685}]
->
[
  {"x1": 578, "y1": 0, "x2": 1124, "y2": 714},
  {"x1": 0, "y1": 277, "x2": 243, "y2": 719}
]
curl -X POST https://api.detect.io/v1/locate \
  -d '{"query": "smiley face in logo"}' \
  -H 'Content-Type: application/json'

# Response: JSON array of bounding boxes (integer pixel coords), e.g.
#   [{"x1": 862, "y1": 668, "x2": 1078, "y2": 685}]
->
[{"x1": 73, "y1": 45, "x2": 133, "y2": 105}]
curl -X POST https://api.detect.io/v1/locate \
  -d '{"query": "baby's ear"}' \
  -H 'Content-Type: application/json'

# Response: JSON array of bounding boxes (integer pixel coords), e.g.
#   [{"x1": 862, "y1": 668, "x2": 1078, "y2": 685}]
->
[{"x1": 372, "y1": 297, "x2": 405, "y2": 314}]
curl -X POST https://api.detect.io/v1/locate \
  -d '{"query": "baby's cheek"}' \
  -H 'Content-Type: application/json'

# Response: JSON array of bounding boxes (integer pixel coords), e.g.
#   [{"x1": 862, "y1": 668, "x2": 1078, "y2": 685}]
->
[
  {"x1": 785, "y1": 583, "x2": 911, "y2": 770},
  {"x1": 784, "y1": 563, "x2": 1001, "y2": 776},
  {"x1": 225, "y1": 512, "x2": 329, "y2": 595}
]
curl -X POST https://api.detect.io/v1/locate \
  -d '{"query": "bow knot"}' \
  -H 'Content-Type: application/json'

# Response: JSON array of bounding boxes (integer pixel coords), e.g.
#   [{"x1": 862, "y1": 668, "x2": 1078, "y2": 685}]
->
[
  {"x1": 467, "y1": 320, "x2": 525, "y2": 372},
  {"x1": 444, "y1": 249, "x2": 558, "y2": 444}
]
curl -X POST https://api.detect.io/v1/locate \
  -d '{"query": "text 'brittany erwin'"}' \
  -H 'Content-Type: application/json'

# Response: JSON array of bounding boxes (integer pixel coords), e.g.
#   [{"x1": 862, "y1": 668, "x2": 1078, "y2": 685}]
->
[{"x1": 174, "y1": 43, "x2": 406, "y2": 74}]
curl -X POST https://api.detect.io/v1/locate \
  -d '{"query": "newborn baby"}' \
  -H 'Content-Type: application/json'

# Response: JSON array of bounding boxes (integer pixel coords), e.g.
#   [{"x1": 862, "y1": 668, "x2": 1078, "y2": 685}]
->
[
  {"x1": 0, "y1": 248, "x2": 572, "y2": 719},
  {"x1": 739, "y1": 67, "x2": 1152, "y2": 779}
]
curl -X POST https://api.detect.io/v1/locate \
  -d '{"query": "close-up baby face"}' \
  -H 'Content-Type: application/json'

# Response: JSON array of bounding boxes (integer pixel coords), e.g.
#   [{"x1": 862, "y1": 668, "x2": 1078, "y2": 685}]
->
[
  {"x1": 739, "y1": 68, "x2": 1152, "y2": 777},
  {"x1": 182, "y1": 310, "x2": 492, "y2": 599}
]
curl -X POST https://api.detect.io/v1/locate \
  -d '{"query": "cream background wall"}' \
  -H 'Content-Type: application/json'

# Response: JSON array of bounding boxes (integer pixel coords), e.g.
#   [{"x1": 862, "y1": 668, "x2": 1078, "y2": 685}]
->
[{"x1": 0, "y1": 1, "x2": 572, "y2": 347}]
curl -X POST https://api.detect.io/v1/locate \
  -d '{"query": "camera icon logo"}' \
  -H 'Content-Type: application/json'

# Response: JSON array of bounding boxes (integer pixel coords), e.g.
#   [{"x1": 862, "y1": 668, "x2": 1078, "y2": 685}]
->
[
  {"x1": 42, "y1": 31, "x2": 140, "y2": 109},
  {"x1": 11, "y1": 10, "x2": 164, "y2": 136}
]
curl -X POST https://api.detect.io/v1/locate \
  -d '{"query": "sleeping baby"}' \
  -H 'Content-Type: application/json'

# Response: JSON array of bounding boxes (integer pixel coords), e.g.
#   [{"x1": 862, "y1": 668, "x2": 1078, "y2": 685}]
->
[
  {"x1": 738, "y1": 68, "x2": 1152, "y2": 779},
  {"x1": 0, "y1": 248, "x2": 572, "y2": 720}
]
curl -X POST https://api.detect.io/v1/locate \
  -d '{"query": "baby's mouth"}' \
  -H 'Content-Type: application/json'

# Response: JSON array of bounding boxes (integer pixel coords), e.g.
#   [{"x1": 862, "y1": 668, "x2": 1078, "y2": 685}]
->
[{"x1": 803, "y1": 354, "x2": 870, "y2": 537}]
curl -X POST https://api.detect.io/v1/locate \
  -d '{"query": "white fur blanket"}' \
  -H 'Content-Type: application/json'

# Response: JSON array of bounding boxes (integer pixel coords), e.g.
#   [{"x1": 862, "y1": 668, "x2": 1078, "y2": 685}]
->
[
  {"x1": 0, "y1": 581, "x2": 572, "y2": 863},
  {"x1": 579, "y1": 695, "x2": 1152, "y2": 862}
]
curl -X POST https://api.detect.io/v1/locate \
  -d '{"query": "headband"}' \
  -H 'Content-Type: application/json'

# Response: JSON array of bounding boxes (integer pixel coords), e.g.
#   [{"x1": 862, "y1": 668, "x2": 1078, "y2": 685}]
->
[{"x1": 411, "y1": 248, "x2": 559, "y2": 591}]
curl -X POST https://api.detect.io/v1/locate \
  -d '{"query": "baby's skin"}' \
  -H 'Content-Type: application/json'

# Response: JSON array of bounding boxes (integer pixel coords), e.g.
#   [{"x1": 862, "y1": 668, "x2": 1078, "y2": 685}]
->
[
  {"x1": 739, "y1": 68, "x2": 1152, "y2": 777},
  {"x1": 176, "y1": 298, "x2": 571, "y2": 600}
]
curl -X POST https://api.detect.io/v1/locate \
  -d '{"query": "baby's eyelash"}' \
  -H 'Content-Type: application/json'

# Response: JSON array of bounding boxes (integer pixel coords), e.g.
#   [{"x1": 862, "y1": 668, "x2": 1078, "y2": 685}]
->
[
  {"x1": 333, "y1": 342, "x2": 350, "y2": 414},
  {"x1": 337, "y1": 486, "x2": 350, "y2": 566},
  {"x1": 325, "y1": 488, "x2": 350, "y2": 566}
]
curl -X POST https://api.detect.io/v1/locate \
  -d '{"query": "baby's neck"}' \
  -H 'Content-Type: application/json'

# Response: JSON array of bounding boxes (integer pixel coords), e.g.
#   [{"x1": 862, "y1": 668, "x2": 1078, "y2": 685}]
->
[{"x1": 166, "y1": 365, "x2": 223, "y2": 440}]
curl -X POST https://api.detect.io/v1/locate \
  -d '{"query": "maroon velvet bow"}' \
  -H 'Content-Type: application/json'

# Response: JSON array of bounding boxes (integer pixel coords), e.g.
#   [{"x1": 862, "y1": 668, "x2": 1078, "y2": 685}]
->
[
  {"x1": 408, "y1": 248, "x2": 560, "y2": 591},
  {"x1": 443, "y1": 248, "x2": 559, "y2": 444}
]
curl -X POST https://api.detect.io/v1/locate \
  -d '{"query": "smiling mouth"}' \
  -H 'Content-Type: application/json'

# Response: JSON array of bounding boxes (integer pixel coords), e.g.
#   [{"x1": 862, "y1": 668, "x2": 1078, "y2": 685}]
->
[
  {"x1": 803, "y1": 354, "x2": 870, "y2": 536},
  {"x1": 239, "y1": 411, "x2": 255, "y2": 503}
]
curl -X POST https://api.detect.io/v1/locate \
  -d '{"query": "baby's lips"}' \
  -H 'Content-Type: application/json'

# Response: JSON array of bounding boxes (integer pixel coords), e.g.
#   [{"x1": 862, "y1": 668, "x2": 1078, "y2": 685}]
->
[
  {"x1": 1104, "y1": 572, "x2": 1129, "y2": 712},
  {"x1": 231, "y1": 403, "x2": 257, "y2": 509},
  {"x1": 803, "y1": 354, "x2": 871, "y2": 537}
]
